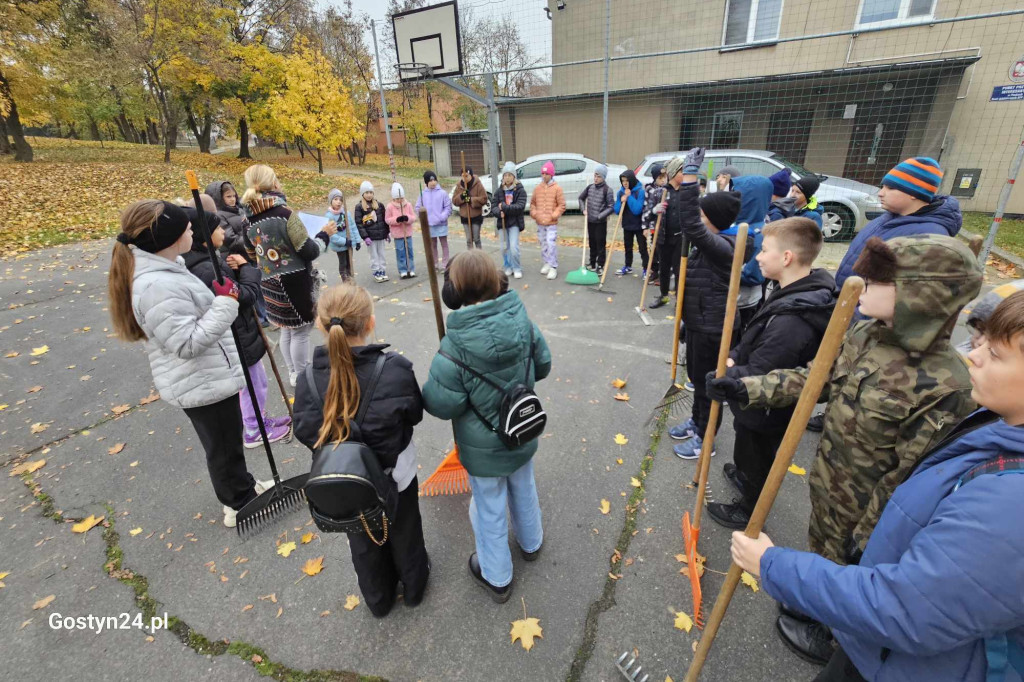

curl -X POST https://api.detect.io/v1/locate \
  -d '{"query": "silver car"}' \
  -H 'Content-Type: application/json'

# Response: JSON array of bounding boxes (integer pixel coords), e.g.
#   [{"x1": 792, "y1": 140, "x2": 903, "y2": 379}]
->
[
  {"x1": 453, "y1": 153, "x2": 628, "y2": 218},
  {"x1": 634, "y1": 150, "x2": 884, "y2": 241}
]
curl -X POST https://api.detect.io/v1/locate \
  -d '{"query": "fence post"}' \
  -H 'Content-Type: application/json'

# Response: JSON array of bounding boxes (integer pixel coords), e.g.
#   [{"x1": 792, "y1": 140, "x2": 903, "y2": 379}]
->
[
  {"x1": 486, "y1": 75, "x2": 501, "y2": 200},
  {"x1": 979, "y1": 135, "x2": 1024, "y2": 265},
  {"x1": 371, "y1": 19, "x2": 397, "y2": 183},
  {"x1": 601, "y1": 0, "x2": 610, "y2": 164}
]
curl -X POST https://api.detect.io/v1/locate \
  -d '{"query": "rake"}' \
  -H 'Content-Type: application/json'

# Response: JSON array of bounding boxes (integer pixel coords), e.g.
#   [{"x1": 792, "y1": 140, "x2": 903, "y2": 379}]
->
[
  {"x1": 615, "y1": 651, "x2": 650, "y2": 682},
  {"x1": 646, "y1": 234, "x2": 692, "y2": 428},
  {"x1": 183, "y1": 171, "x2": 308, "y2": 539},
  {"x1": 684, "y1": 277, "x2": 864, "y2": 681},
  {"x1": 253, "y1": 310, "x2": 293, "y2": 421},
  {"x1": 565, "y1": 209, "x2": 600, "y2": 286},
  {"x1": 634, "y1": 210, "x2": 662, "y2": 325},
  {"x1": 682, "y1": 222, "x2": 748, "y2": 628},
  {"x1": 416, "y1": 202, "x2": 471, "y2": 496},
  {"x1": 590, "y1": 199, "x2": 627, "y2": 296}
]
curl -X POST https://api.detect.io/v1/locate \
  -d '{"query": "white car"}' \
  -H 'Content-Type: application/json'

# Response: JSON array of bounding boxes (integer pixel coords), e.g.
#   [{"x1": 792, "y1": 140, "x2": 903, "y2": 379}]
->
[
  {"x1": 634, "y1": 150, "x2": 884, "y2": 241},
  {"x1": 452, "y1": 153, "x2": 628, "y2": 218}
]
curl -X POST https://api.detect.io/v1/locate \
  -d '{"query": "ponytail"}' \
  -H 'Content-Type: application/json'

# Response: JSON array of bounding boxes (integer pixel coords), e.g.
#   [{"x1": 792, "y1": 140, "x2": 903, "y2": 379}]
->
[
  {"x1": 241, "y1": 164, "x2": 279, "y2": 206},
  {"x1": 109, "y1": 200, "x2": 164, "y2": 342},
  {"x1": 313, "y1": 284, "x2": 375, "y2": 447}
]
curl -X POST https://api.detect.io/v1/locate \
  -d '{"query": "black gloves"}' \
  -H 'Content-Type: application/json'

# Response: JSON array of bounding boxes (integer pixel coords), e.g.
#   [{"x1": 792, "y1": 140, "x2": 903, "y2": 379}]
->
[
  {"x1": 705, "y1": 371, "x2": 748, "y2": 405},
  {"x1": 396, "y1": 215, "x2": 409, "y2": 223}
]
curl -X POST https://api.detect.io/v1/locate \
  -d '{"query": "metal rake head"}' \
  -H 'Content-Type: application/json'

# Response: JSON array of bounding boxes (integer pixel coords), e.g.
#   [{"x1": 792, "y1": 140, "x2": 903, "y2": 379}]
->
[
  {"x1": 236, "y1": 475, "x2": 309, "y2": 539},
  {"x1": 645, "y1": 385, "x2": 694, "y2": 428},
  {"x1": 615, "y1": 652, "x2": 650, "y2": 682}
]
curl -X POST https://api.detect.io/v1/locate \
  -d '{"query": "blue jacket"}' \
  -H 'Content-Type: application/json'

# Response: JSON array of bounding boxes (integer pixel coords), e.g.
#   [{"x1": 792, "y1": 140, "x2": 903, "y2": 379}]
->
[
  {"x1": 835, "y1": 195, "x2": 962, "y2": 288},
  {"x1": 325, "y1": 210, "x2": 359, "y2": 252},
  {"x1": 730, "y1": 176, "x2": 772, "y2": 287},
  {"x1": 796, "y1": 200, "x2": 824, "y2": 229},
  {"x1": 761, "y1": 410, "x2": 1024, "y2": 682},
  {"x1": 614, "y1": 171, "x2": 645, "y2": 232}
]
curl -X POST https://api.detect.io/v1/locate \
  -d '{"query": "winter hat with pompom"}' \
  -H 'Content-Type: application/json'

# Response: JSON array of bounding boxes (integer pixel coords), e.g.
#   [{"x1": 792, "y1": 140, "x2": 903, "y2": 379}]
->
[
  {"x1": 391, "y1": 182, "x2": 405, "y2": 199},
  {"x1": 359, "y1": 181, "x2": 374, "y2": 195},
  {"x1": 542, "y1": 161, "x2": 555, "y2": 177},
  {"x1": 501, "y1": 161, "x2": 517, "y2": 176}
]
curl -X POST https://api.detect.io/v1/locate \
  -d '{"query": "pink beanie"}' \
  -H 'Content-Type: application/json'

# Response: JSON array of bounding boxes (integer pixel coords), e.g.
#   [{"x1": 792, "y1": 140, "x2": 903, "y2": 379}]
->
[{"x1": 542, "y1": 161, "x2": 555, "y2": 177}]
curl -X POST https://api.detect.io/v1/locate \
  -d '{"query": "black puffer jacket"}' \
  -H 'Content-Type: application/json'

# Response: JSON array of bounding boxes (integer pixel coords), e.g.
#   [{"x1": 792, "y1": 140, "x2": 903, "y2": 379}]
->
[
  {"x1": 490, "y1": 182, "x2": 527, "y2": 231},
  {"x1": 727, "y1": 268, "x2": 837, "y2": 431},
  {"x1": 181, "y1": 242, "x2": 266, "y2": 366},
  {"x1": 677, "y1": 182, "x2": 755, "y2": 335},
  {"x1": 205, "y1": 181, "x2": 250, "y2": 259},
  {"x1": 354, "y1": 200, "x2": 390, "y2": 241},
  {"x1": 293, "y1": 344, "x2": 423, "y2": 469}
]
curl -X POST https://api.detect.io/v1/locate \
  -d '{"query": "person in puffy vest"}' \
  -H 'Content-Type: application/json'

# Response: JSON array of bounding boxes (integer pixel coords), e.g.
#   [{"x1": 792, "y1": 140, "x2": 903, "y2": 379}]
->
[
  {"x1": 293, "y1": 284, "x2": 428, "y2": 618},
  {"x1": 614, "y1": 169, "x2": 646, "y2": 276},
  {"x1": 578, "y1": 163, "x2": 615, "y2": 274},
  {"x1": 422, "y1": 251, "x2": 551, "y2": 603}
]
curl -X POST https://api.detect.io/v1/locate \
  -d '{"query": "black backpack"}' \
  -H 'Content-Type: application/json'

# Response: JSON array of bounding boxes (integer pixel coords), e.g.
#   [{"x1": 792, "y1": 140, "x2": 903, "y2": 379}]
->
[
  {"x1": 439, "y1": 328, "x2": 547, "y2": 449},
  {"x1": 302, "y1": 354, "x2": 398, "y2": 545}
]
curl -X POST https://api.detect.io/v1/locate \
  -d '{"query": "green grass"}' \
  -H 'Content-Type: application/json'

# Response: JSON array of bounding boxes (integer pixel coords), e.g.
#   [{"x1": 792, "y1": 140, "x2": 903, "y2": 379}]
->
[
  {"x1": 252, "y1": 147, "x2": 435, "y2": 178},
  {"x1": 962, "y1": 211, "x2": 1024, "y2": 259}
]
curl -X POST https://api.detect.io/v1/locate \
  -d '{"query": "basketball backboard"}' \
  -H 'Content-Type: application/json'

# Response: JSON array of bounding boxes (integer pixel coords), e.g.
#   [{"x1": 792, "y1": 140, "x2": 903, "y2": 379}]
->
[{"x1": 392, "y1": 0, "x2": 463, "y2": 82}]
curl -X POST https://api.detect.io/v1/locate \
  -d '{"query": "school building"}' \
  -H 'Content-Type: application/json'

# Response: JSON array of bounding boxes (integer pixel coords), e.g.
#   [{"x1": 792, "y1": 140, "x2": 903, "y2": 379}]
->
[{"x1": 497, "y1": 0, "x2": 1024, "y2": 213}]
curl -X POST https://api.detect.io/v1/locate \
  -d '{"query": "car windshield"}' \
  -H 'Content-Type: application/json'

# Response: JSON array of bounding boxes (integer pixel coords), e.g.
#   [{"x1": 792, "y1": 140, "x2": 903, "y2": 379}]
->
[{"x1": 771, "y1": 154, "x2": 823, "y2": 180}]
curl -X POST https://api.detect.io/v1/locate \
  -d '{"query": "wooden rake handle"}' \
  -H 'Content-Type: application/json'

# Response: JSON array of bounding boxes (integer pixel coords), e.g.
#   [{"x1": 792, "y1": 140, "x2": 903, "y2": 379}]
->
[
  {"x1": 684, "y1": 276, "x2": 865, "y2": 682},
  {"x1": 692, "y1": 223, "x2": 749, "y2": 529},
  {"x1": 638, "y1": 212, "x2": 663, "y2": 310}
]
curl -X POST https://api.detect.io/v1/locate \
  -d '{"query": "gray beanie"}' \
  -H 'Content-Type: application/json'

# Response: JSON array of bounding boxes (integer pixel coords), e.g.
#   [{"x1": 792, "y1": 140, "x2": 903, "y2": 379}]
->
[
  {"x1": 718, "y1": 165, "x2": 742, "y2": 179},
  {"x1": 359, "y1": 181, "x2": 374, "y2": 195},
  {"x1": 594, "y1": 163, "x2": 608, "y2": 179},
  {"x1": 501, "y1": 161, "x2": 517, "y2": 176},
  {"x1": 665, "y1": 156, "x2": 686, "y2": 179},
  {"x1": 391, "y1": 182, "x2": 405, "y2": 199},
  {"x1": 328, "y1": 188, "x2": 343, "y2": 204}
]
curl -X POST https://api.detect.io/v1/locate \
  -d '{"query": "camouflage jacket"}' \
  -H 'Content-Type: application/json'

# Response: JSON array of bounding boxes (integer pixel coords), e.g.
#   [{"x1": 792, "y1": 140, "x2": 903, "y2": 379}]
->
[{"x1": 741, "y1": 235, "x2": 982, "y2": 564}]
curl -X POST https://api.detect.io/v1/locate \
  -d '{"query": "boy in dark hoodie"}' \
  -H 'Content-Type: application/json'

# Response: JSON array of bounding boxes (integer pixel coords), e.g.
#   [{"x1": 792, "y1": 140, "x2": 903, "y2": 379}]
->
[
  {"x1": 766, "y1": 169, "x2": 795, "y2": 223},
  {"x1": 732, "y1": 175, "x2": 774, "y2": 333},
  {"x1": 704, "y1": 217, "x2": 836, "y2": 529},
  {"x1": 614, "y1": 170, "x2": 646, "y2": 275},
  {"x1": 642, "y1": 162, "x2": 668, "y2": 286}
]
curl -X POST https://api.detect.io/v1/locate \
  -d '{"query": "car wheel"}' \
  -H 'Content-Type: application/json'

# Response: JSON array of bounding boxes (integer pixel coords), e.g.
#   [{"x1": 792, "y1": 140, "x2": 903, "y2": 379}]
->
[
  {"x1": 821, "y1": 204, "x2": 856, "y2": 242},
  {"x1": 481, "y1": 195, "x2": 491, "y2": 218}
]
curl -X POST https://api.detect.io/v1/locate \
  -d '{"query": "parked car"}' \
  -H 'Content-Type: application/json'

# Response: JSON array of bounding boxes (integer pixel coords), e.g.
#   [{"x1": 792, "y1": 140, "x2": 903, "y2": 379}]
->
[
  {"x1": 450, "y1": 153, "x2": 628, "y2": 218},
  {"x1": 634, "y1": 150, "x2": 884, "y2": 241}
]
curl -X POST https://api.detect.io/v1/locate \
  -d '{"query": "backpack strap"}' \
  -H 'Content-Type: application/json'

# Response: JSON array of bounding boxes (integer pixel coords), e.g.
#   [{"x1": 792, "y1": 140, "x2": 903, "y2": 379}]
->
[
  {"x1": 438, "y1": 349, "x2": 502, "y2": 435},
  {"x1": 303, "y1": 352, "x2": 388, "y2": 429}
]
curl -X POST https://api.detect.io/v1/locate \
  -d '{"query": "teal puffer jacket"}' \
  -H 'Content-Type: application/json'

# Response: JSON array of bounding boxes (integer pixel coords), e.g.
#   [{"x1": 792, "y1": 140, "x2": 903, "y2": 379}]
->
[{"x1": 422, "y1": 291, "x2": 551, "y2": 477}]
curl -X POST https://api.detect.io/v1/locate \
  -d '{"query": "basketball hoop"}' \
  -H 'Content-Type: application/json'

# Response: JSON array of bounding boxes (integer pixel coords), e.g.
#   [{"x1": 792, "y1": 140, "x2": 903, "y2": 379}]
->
[{"x1": 398, "y1": 61, "x2": 433, "y2": 82}]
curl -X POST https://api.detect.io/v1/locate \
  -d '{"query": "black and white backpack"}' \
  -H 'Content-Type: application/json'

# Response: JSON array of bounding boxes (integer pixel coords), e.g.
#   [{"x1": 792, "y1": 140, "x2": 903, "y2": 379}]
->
[{"x1": 440, "y1": 328, "x2": 547, "y2": 449}]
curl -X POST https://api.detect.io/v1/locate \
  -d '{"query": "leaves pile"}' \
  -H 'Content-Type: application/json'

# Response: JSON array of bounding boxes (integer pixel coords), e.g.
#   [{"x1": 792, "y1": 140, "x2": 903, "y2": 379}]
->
[{"x1": 0, "y1": 138, "x2": 359, "y2": 254}]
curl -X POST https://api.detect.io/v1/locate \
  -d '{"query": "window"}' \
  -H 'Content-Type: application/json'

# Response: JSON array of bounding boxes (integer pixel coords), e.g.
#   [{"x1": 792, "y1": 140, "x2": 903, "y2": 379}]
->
[
  {"x1": 711, "y1": 111, "x2": 744, "y2": 148},
  {"x1": 723, "y1": 0, "x2": 783, "y2": 46},
  {"x1": 518, "y1": 161, "x2": 544, "y2": 180},
  {"x1": 856, "y1": 0, "x2": 934, "y2": 27},
  {"x1": 554, "y1": 159, "x2": 587, "y2": 175},
  {"x1": 727, "y1": 156, "x2": 784, "y2": 178}
]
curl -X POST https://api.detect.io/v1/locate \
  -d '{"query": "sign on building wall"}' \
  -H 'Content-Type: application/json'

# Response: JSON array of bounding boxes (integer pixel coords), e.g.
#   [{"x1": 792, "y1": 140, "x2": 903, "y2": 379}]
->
[
  {"x1": 1010, "y1": 56, "x2": 1024, "y2": 83},
  {"x1": 991, "y1": 85, "x2": 1024, "y2": 102}
]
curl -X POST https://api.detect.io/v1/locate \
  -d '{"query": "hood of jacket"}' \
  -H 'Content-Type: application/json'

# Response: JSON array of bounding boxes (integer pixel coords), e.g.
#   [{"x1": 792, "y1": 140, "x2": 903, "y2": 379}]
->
[
  {"x1": 875, "y1": 195, "x2": 962, "y2": 237},
  {"x1": 620, "y1": 169, "x2": 639, "y2": 190},
  {"x1": 755, "y1": 269, "x2": 837, "y2": 333},
  {"x1": 731, "y1": 175, "x2": 773, "y2": 230},
  {"x1": 877, "y1": 234, "x2": 983, "y2": 353},
  {"x1": 770, "y1": 196, "x2": 797, "y2": 217},
  {"x1": 445, "y1": 290, "x2": 534, "y2": 370},
  {"x1": 206, "y1": 181, "x2": 240, "y2": 214}
]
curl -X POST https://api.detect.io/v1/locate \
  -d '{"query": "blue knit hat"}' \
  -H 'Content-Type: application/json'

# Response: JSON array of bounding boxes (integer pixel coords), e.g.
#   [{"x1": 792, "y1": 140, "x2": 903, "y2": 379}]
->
[
  {"x1": 881, "y1": 157, "x2": 943, "y2": 203},
  {"x1": 769, "y1": 169, "x2": 792, "y2": 197}
]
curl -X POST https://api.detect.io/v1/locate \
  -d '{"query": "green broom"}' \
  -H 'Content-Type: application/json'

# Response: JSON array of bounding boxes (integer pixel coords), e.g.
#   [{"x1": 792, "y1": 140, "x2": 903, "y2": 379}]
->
[{"x1": 565, "y1": 209, "x2": 600, "y2": 285}]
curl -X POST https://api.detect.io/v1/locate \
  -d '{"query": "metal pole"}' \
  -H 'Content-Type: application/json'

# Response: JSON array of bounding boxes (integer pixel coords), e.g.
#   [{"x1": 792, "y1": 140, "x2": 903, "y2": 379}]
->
[
  {"x1": 979, "y1": 136, "x2": 1024, "y2": 265},
  {"x1": 371, "y1": 19, "x2": 397, "y2": 183},
  {"x1": 601, "y1": 0, "x2": 610, "y2": 163},
  {"x1": 486, "y1": 75, "x2": 501, "y2": 199}
]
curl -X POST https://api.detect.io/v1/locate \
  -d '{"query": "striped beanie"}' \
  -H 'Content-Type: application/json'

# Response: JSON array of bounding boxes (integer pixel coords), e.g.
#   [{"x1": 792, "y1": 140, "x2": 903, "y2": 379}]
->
[{"x1": 881, "y1": 157, "x2": 943, "y2": 203}]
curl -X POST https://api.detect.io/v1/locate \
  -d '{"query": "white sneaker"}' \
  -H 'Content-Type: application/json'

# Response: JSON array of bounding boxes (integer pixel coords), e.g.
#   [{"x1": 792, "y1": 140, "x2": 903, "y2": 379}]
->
[
  {"x1": 546, "y1": 268, "x2": 558, "y2": 280},
  {"x1": 513, "y1": 270, "x2": 523, "y2": 279},
  {"x1": 255, "y1": 479, "x2": 274, "y2": 495},
  {"x1": 540, "y1": 264, "x2": 551, "y2": 275},
  {"x1": 289, "y1": 371, "x2": 298, "y2": 388},
  {"x1": 222, "y1": 505, "x2": 237, "y2": 528},
  {"x1": 504, "y1": 267, "x2": 513, "y2": 276}
]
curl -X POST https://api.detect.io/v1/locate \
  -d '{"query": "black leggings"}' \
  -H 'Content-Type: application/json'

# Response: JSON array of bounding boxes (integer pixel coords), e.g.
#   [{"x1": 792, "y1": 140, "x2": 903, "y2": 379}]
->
[
  {"x1": 587, "y1": 220, "x2": 608, "y2": 268},
  {"x1": 733, "y1": 424, "x2": 786, "y2": 511},
  {"x1": 623, "y1": 230, "x2": 649, "y2": 269},
  {"x1": 182, "y1": 395, "x2": 257, "y2": 510},
  {"x1": 659, "y1": 239, "x2": 683, "y2": 298}
]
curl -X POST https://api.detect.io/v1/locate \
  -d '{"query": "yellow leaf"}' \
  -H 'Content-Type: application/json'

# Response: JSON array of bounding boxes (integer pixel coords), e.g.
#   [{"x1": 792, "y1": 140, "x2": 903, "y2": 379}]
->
[
  {"x1": 675, "y1": 553, "x2": 687, "y2": 563},
  {"x1": 72, "y1": 515, "x2": 104, "y2": 534},
  {"x1": 0, "y1": 404, "x2": 8, "y2": 410},
  {"x1": 107, "y1": 443, "x2": 126, "y2": 455},
  {"x1": 614, "y1": 434, "x2": 628, "y2": 446},
  {"x1": 666, "y1": 677, "x2": 675, "y2": 682},
  {"x1": 241, "y1": 604, "x2": 254, "y2": 612},
  {"x1": 600, "y1": 499, "x2": 610, "y2": 515},
  {"x1": 616, "y1": 458, "x2": 623, "y2": 465},
  {"x1": 29, "y1": 345, "x2": 49, "y2": 356},
  {"x1": 557, "y1": 315, "x2": 569, "y2": 321},
  {"x1": 276, "y1": 606, "x2": 283, "y2": 618},
  {"x1": 788, "y1": 463, "x2": 806, "y2": 476},
  {"x1": 630, "y1": 477, "x2": 641, "y2": 488},
  {"x1": 741, "y1": 571, "x2": 760, "y2": 592},
  {"x1": 111, "y1": 404, "x2": 131, "y2": 415},
  {"x1": 129, "y1": 528, "x2": 143, "y2": 536},
  {"x1": 30, "y1": 422, "x2": 49, "y2": 434},
  {"x1": 33, "y1": 595, "x2": 55, "y2": 610},
  {"x1": 27, "y1": 386, "x2": 42, "y2": 393},
  {"x1": 510, "y1": 616, "x2": 543, "y2": 651},
  {"x1": 10, "y1": 459, "x2": 45, "y2": 477},
  {"x1": 302, "y1": 556, "x2": 325, "y2": 576},
  {"x1": 614, "y1": 392, "x2": 630, "y2": 402},
  {"x1": 276, "y1": 541, "x2": 297, "y2": 558},
  {"x1": 611, "y1": 378, "x2": 627, "y2": 389},
  {"x1": 4, "y1": 352, "x2": 18, "y2": 358},
  {"x1": 674, "y1": 610, "x2": 693, "y2": 632},
  {"x1": 0, "y1": 572, "x2": 9, "y2": 580},
  {"x1": 344, "y1": 594, "x2": 360, "y2": 610},
  {"x1": 301, "y1": 532, "x2": 315, "y2": 544}
]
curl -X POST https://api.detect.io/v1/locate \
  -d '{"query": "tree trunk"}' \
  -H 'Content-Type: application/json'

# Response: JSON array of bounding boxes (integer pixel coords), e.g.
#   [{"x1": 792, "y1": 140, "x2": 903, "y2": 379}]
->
[
  {"x1": 282, "y1": 139, "x2": 288, "y2": 154},
  {"x1": 336, "y1": 145, "x2": 342, "y2": 162},
  {"x1": 0, "y1": 116, "x2": 11, "y2": 155},
  {"x1": 316, "y1": 148, "x2": 323, "y2": 174},
  {"x1": 147, "y1": 118, "x2": 160, "y2": 145},
  {"x1": 167, "y1": 124, "x2": 177, "y2": 150},
  {"x1": 67, "y1": 122, "x2": 79, "y2": 139},
  {"x1": 237, "y1": 117, "x2": 251, "y2": 159},
  {"x1": 0, "y1": 69, "x2": 33, "y2": 161},
  {"x1": 87, "y1": 115, "x2": 101, "y2": 141},
  {"x1": 296, "y1": 136, "x2": 304, "y2": 159},
  {"x1": 184, "y1": 107, "x2": 211, "y2": 153}
]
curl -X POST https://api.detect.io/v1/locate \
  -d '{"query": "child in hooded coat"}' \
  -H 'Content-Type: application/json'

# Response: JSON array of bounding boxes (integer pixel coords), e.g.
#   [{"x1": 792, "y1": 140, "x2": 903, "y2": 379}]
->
[
  {"x1": 325, "y1": 188, "x2": 360, "y2": 282},
  {"x1": 416, "y1": 171, "x2": 453, "y2": 269},
  {"x1": 385, "y1": 182, "x2": 417, "y2": 279},
  {"x1": 614, "y1": 170, "x2": 646, "y2": 276},
  {"x1": 354, "y1": 181, "x2": 391, "y2": 283}
]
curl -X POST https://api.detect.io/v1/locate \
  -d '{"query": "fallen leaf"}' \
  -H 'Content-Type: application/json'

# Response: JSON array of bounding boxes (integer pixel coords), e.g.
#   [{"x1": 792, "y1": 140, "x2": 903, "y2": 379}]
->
[
  {"x1": 0, "y1": 404, "x2": 7, "y2": 411},
  {"x1": 344, "y1": 594, "x2": 360, "y2": 610},
  {"x1": 26, "y1": 386, "x2": 42, "y2": 393},
  {"x1": 614, "y1": 392, "x2": 630, "y2": 402},
  {"x1": 741, "y1": 571, "x2": 760, "y2": 592},
  {"x1": 251, "y1": 654, "x2": 263, "y2": 664},
  {"x1": 111, "y1": 404, "x2": 131, "y2": 415},
  {"x1": 107, "y1": 443, "x2": 125, "y2": 455},
  {"x1": 33, "y1": 595, "x2": 55, "y2": 610},
  {"x1": 675, "y1": 553, "x2": 686, "y2": 563},
  {"x1": 557, "y1": 315, "x2": 569, "y2": 321},
  {"x1": 606, "y1": 297, "x2": 613, "y2": 303},
  {"x1": 10, "y1": 459, "x2": 45, "y2": 477},
  {"x1": 320, "y1": 610, "x2": 330, "y2": 617},
  {"x1": 389, "y1": 298, "x2": 400, "y2": 303},
  {"x1": 510, "y1": 614, "x2": 543, "y2": 651},
  {"x1": 129, "y1": 461, "x2": 139, "y2": 467},
  {"x1": 611, "y1": 378, "x2": 627, "y2": 389},
  {"x1": 129, "y1": 528, "x2": 143, "y2": 536},
  {"x1": 276, "y1": 541, "x2": 297, "y2": 558},
  {"x1": 666, "y1": 677, "x2": 675, "y2": 682},
  {"x1": 301, "y1": 556, "x2": 325, "y2": 576},
  {"x1": 608, "y1": 572, "x2": 621, "y2": 580},
  {"x1": 276, "y1": 606, "x2": 283, "y2": 618},
  {"x1": 241, "y1": 604, "x2": 254, "y2": 612},
  {"x1": 139, "y1": 392, "x2": 160, "y2": 405},
  {"x1": 72, "y1": 515, "x2": 104, "y2": 534},
  {"x1": 788, "y1": 463, "x2": 806, "y2": 476},
  {"x1": 674, "y1": 610, "x2": 694, "y2": 633},
  {"x1": 30, "y1": 422, "x2": 49, "y2": 434},
  {"x1": 300, "y1": 532, "x2": 315, "y2": 544},
  {"x1": 29, "y1": 345, "x2": 49, "y2": 356},
  {"x1": 600, "y1": 499, "x2": 611, "y2": 515},
  {"x1": 4, "y1": 352, "x2": 18, "y2": 358},
  {"x1": 614, "y1": 433, "x2": 628, "y2": 446},
  {"x1": 616, "y1": 458, "x2": 623, "y2": 465},
  {"x1": 630, "y1": 477, "x2": 642, "y2": 488}
]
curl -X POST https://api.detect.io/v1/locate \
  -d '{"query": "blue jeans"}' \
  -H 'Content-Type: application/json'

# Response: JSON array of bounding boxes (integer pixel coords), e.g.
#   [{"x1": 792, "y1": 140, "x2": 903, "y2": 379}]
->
[
  {"x1": 502, "y1": 227, "x2": 521, "y2": 272},
  {"x1": 395, "y1": 236, "x2": 415, "y2": 274},
  {"x1": 468, "y1": 459, "x2": 543, "y2": 587}
]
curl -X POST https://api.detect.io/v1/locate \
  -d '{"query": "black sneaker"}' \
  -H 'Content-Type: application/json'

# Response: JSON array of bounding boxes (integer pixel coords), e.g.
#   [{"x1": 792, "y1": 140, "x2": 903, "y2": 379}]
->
[
  {"x1": 468, "y1": 553, "x2": 512, "y2": 603},
  {"x1": 776, "y1": 615, "x2": 835, "y2": 665},
  {"x1": 723, "y1": 463, "x2": 747, "y2": 496},
  {"x1": 648, "y1": 296, "x2": 670, "y2": 309},
  {"x1": 778, "y1": 601, "x2": 814, "y2": 623},
  {"x1": 520, "y1": 542, "x2": 542, "y2": 562},
  {"x1": 807, "y1": 412, "x2": 825, "y2": 432},
  {"x1": 706, "y1": 501, "x2": 752, "y2": 530}
]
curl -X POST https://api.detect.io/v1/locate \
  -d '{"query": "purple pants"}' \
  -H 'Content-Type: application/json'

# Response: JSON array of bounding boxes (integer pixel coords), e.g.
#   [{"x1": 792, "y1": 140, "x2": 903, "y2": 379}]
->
[{"x1": 240, "y1": 361, "x2": 269, "y2": 432}]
